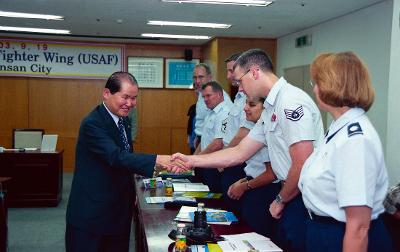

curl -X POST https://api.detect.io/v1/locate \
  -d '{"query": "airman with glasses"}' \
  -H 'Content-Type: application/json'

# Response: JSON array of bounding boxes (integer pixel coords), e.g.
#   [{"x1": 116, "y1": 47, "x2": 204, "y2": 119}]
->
[{"x1": 169, "y1": 49, "x2": 324, "y2": 252}]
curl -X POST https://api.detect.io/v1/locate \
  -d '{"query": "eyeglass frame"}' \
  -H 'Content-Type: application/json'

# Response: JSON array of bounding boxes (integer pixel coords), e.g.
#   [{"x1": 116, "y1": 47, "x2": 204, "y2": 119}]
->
[{"x1": 232, "y1": 69, "x2": 250, "y2": 87}]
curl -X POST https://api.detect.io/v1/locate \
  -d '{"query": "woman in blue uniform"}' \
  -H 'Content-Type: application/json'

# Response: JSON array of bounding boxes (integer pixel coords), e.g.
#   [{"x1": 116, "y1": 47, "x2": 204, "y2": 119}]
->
[
  {"x1": 299, "y1": 51, "x2": 393, "y2": 252},
  {"x1": 227, "y1": 96, "x2": 280, "y2": 240}
]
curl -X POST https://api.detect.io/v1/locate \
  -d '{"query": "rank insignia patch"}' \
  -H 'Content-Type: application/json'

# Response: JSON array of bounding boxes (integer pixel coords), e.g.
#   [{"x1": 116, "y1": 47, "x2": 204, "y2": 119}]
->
[
  {"x1": 347, "y1": 122, "x2": 363, "y2": 137},
  {"x1": 284, "y1": 106, "x2": 304, "y2": 121}
]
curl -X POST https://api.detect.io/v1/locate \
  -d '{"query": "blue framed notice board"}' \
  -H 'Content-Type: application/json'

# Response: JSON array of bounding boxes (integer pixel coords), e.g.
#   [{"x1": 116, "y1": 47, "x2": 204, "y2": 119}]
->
[{"x1": 166, "y1": 59, "x2": 200, "y2": 88}]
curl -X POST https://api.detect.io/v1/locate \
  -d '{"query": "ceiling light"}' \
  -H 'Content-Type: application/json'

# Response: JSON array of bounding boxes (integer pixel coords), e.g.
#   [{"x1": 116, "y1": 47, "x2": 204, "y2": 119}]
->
[
  {"x1": 0, "y1": 10, "x2": 64, "y2": 20},
  {"x1": 147, "y1": 20, "x2": 231, "y2": 29},
  {"x1": 141, "y1": 33, "x2": 210, "y2": 39},
  {"x1": 0, "y1": 26, "x2": 70, "y2": 34},
  {"x1": 161, "y1": 0, "x2": 272, "y2": 7}
]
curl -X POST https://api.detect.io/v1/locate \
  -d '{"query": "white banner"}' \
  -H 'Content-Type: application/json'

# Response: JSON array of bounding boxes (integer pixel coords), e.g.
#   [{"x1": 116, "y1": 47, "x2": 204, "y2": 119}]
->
[{"x1": 0, "y1": 39, "x2": 125, "y2": 79}]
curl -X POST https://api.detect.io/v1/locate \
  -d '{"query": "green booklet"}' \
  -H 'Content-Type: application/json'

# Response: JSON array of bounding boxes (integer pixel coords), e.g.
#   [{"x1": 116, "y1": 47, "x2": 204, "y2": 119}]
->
[{"x1": 182, "y1": 192, "x2": 222, "y2": 199}]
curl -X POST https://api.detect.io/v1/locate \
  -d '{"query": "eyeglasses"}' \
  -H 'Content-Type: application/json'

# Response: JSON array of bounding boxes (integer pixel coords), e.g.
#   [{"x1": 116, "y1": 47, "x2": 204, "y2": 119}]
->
[{"x1": 232, "y1": 69, "x2": 250, "y2": 87}]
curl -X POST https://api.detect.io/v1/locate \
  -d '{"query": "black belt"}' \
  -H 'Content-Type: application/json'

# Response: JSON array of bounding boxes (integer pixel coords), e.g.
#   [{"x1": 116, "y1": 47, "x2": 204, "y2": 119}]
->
[
  {"x1": 309, "y1": 210, "x2": 384, "y2": 224},
  {"x1": 308, "y1": 211, "x2": 344, "y2": 225}
]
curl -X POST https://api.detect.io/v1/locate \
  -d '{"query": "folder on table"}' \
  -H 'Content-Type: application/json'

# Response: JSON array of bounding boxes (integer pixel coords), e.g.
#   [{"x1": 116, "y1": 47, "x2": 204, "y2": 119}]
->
[{"x1": 40, "y1": 135, "x2": 58, "y2": 152}]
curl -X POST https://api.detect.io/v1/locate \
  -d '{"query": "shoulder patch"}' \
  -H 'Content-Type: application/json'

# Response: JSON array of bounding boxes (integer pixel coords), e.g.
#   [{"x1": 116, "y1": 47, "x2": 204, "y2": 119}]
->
[
  {"x1": 347, "y1": 122, "x2": 363, "y2": 137},
  {"x1": 284, "y1": 106, "x2": 304, "y2": 121}
]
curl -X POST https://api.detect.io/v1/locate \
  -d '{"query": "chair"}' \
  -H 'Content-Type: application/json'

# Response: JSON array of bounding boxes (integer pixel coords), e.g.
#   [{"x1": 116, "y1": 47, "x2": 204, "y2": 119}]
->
[{"x1": 12, "y1": 129, "x2": 44, "y2": 149}]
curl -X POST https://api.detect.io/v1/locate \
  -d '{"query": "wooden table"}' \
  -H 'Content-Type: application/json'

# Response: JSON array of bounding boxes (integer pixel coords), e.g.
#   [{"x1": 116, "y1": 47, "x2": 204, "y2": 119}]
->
[
  {"x1": 0, "y1": 150, "x2": 63, "y2": 207},
  {"x1": 132, "y1": 176, "x2": 252, "y2": 252}
]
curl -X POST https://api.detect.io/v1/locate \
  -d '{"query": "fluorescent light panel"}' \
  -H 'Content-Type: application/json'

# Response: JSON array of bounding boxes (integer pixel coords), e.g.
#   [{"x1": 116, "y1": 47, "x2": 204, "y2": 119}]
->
[
  {"x1": 0, "y1": 26, "x2": 70, "y2": 34},
  {"x1": 0, "y1": 10, "x2": 64, "y2": 20},
  {"x1": 147, "y1": 20, "x2": 231, "y2": 29},
  {"x1": 161, "y1": 0, "x2": 272, "y2": 6},
  {"x1": 141, "y1": 33, "x2": 210, "y2": 39}
]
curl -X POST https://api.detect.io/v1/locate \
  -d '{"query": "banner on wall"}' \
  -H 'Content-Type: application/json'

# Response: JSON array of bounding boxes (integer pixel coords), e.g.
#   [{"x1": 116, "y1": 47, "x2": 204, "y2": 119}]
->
[{"x1": 0, "y1": 39, "x2": 125, "y2": 79}]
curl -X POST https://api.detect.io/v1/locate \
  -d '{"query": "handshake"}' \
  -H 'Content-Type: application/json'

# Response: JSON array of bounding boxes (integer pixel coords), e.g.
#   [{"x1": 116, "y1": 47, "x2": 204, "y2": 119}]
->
[{"x1": 157, "y1": 153, "x2": 195, "y2": 174}]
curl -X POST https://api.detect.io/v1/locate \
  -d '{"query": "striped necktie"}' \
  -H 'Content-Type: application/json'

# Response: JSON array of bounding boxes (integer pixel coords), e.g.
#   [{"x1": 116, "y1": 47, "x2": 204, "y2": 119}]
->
[{"x1": 118, "y1": 118, "x2": 130, "y2": 151}]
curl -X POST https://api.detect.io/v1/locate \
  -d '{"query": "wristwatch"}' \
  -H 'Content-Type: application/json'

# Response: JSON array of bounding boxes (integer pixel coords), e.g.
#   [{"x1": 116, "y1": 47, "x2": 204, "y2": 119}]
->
[
  {"x1": 275, "y1": 194, "x2": 285, "y2": 204},
  {"x1": 246, "y1": 179, "x2": 253, "y2": 190}
]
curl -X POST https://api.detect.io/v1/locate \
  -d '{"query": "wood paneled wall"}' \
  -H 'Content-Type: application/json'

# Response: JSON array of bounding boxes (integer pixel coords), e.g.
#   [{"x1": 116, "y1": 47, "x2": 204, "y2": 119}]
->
[
  {"x1": 0, "y1": 42, "x2": 200, "y2": 172},
  {"x1": 0, "y1": 38, "x2": 276, "y2": 172},
  {"x1": 126, "y1": 44, "x2": 201, "y2": 160},
  {"x1": 133, "y1": 89, "x2": 197, "y2": 156},
  {"x1": 0, "y1": 76, "x2": 104, "y2": 172},
  {"x1": 203, "y1": 37, "x2": 277, "y2": 94}
]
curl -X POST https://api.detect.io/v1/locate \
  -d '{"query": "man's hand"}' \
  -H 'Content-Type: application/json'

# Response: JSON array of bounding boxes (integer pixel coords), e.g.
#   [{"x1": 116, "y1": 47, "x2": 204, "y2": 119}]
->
[
  {"x1": 156, "y1": 154, "x2": 189, "y2": 174},
  {"x1": 156, "y1": 155, "x2": 171, "y2": 166},
  {"x1": 164, "y1": 153, "x2": 193, "y2": 173},
  {"x1": 269, "y1": 200, "x2": 285, "y2": 219},
  {"x1": 227, "y1": 178, "x2": 247, "y2": 200}
]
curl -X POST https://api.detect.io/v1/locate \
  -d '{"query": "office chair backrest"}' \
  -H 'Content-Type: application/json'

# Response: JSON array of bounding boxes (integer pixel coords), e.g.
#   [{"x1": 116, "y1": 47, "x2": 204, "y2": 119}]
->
[{"x1": 13, "y1": 129, "x2": 45, "y2": 149}]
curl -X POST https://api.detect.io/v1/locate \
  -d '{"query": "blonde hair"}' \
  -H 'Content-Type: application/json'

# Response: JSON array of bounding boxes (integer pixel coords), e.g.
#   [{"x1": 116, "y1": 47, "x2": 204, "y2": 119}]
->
[{"x1": 310, "y1": 51, "x2": 375, "y2": 111}]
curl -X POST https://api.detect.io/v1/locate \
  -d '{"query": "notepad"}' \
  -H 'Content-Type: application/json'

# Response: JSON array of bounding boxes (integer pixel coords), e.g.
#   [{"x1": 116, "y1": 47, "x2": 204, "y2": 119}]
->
[
  {"x1": 219, "y1": 232, "x2": 282, "y2": 252},
  {"x1": 172, "y1": 183, "x2": 209, "y2": 192},
  {"x1": 40, "y1": 134, "x2": 58, "y2": 152}
]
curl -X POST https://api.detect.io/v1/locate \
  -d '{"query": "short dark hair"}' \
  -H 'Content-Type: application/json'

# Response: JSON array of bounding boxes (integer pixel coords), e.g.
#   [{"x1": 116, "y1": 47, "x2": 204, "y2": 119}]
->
[
  {"x1": 224, "y1": 52, "x2": 241, "y2": 63},
  {"x1": 105, "y1": 71, "x2": 138, "y2": 94},
  {"x1": 247, "y1": 96, "x2": 265, "y2": 104},
  {"x1": 194, "y1": 63, "x2": 212, "y2": 76},
  {"x1": 234, "y1": 49, "x2": 274, "y2": 73},
  {"x1": 202, "y1": 81, "x2": 223, "y2": 94}
]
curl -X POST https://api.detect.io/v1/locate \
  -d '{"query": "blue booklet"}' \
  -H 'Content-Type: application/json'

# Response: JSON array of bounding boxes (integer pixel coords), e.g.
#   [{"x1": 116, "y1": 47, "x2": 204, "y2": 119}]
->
[{"x1": 189, "y1": 211, "x2": 238, "y2": 223}]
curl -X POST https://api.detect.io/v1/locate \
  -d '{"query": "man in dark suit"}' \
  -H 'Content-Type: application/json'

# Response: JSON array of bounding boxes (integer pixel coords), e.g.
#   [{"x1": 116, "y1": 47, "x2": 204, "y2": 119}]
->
[{"x1": 65, "y1": 72, "x2": 171, "y2": 252}]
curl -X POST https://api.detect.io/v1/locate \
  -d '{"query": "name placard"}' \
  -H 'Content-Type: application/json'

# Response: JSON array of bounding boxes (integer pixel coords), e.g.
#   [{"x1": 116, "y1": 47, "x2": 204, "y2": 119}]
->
[{"x1": 0, "y1": 39, "x2": 125, "y2": 79}]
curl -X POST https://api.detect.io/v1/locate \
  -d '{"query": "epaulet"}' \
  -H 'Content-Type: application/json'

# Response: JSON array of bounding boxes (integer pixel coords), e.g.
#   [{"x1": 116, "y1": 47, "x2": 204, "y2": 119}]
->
[{"x1": 347, "y1": 122, "x2": 363, "y2": 137}]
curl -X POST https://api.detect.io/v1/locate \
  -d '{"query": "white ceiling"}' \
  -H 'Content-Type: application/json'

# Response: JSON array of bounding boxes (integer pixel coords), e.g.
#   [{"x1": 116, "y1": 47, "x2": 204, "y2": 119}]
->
[{"x1": 0, "y1": 0, "x2": 384, "y2": 45}]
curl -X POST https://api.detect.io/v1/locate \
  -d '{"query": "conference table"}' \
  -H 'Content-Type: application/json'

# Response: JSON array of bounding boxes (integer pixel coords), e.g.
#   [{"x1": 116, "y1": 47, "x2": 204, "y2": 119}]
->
[
  {"x1": 0, "y1": 177, "x2": 11, "y2": 252},
  {"x1": 132, "y1": 175, "x2": 252, "y2": 252}
]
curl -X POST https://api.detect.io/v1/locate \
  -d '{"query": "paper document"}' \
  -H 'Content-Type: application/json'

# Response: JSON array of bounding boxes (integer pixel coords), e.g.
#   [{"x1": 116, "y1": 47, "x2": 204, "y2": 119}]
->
[
  {"x1": 145, "y1": 196, "x2": 196, "y2": 204},
  {"x1": 219, "y1": 232, "x2": 282, "y2": 252},
  {"x1": 145, "y1": 197, "x2": 173, "y2": 203},
  {"x1": 175, "y1": 206, "x2": 231, "y2": 225},
  {"x1": 173, "y1": 183, "x2": 209, "y2": 192},
  {"x1": 40, "y1": 134, "x2": 58, "y2": 152},
  {"x1": 171, "y1": 178, "x2": 191, "y2": 183},
  {"x1": 24, "y1": 148, "x2": 38, "y2": 151}
]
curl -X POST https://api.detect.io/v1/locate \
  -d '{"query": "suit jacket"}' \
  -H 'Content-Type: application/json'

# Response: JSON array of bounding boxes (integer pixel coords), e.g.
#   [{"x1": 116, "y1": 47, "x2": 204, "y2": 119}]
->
[{"x1": 66, "y1": 104, "x2": 156, "y2": 235}]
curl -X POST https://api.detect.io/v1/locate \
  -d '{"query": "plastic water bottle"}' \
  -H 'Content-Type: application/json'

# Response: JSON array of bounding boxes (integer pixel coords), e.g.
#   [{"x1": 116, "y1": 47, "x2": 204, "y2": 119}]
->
[
  {"x1": 165, "y1": 177, "x2": 173, "y2": 196},
  {"x1": 194, "y1": 202, "x2": 207, "y2": 229},
  {"x1": 175, "y1": 223, "x2": 187, "y2": 252}
]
